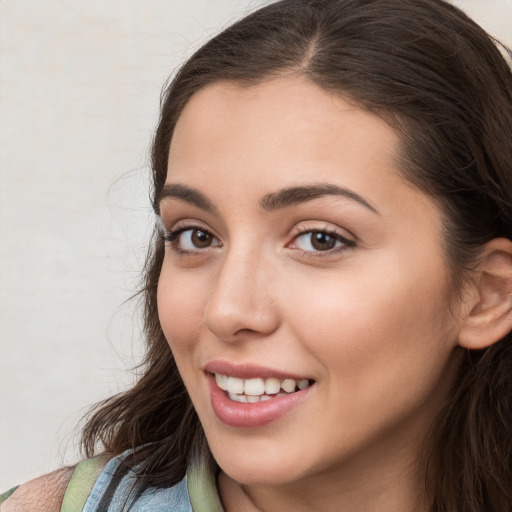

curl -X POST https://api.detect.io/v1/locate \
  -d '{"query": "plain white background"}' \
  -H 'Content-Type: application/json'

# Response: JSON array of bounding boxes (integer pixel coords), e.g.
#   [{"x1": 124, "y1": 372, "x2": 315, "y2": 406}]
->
[{"x1": 0, "y1": 0, "x2": 511, "y2": 490}]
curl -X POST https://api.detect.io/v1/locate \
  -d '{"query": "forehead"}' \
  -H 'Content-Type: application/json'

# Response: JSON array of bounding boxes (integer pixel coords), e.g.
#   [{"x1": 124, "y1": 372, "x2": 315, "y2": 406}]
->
[{"x1": 168, "y1": 77, "x2": 400, "y2": 186}]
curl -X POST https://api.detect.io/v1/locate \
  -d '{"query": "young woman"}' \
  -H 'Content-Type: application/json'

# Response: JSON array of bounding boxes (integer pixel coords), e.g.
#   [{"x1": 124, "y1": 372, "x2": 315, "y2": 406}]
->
[{"x1": 2, "y1": 0, "x2": 511, "y2": 510}]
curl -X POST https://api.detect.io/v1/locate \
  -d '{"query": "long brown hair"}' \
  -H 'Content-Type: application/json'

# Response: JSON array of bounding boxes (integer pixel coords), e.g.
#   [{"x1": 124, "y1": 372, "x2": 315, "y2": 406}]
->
[{"x1": 81, "y1": 0, "x2": 512, "y2": 509}]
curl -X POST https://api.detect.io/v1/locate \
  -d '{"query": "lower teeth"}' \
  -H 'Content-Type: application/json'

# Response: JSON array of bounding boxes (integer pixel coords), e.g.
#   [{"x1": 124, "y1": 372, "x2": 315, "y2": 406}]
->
[{"x1": 228, "y1": 391, "x2": 291, "y2": 403}]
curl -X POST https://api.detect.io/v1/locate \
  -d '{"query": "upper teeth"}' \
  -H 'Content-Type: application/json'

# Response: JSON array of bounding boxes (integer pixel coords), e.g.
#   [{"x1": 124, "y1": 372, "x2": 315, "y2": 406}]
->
[{"x1": 215, "y1": 374, "x2": 310, "y2": 396}]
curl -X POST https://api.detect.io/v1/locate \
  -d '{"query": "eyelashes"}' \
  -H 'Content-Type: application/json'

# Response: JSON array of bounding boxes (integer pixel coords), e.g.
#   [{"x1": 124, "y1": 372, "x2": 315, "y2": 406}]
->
[
  {"x1": 289, "y1": 227, "x2": 355, "y2": 255},
  {"x1": 161, "y1": 222, "x2": 355, "y2": 257}
]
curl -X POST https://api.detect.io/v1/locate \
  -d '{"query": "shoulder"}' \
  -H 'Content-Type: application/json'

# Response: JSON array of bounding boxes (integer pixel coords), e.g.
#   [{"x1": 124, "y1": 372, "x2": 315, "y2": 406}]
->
[
  {"x1": 1, "y1": 467, "x2": 74, "y2": 512},
  {"x1": 1, "y1": 454, "x2": 110, "y2": 512}
]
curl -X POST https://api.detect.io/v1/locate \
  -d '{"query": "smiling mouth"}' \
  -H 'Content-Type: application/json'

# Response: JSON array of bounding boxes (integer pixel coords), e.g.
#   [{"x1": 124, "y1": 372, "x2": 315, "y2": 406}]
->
[{"x1": 213, "y1": 373, "x2": 314, "y2": 403}]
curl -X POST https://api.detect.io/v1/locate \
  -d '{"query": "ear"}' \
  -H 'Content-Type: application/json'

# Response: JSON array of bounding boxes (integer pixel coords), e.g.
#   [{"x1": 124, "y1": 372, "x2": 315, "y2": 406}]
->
[{"x1": 458, "y1": 238, "x2": 512, "y2": 350}]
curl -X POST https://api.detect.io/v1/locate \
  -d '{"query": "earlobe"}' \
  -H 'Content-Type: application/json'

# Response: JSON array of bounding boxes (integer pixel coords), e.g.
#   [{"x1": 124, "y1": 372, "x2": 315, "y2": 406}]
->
[{"x1": 458, "y1": 238, "x2": 512, "y2": 350}]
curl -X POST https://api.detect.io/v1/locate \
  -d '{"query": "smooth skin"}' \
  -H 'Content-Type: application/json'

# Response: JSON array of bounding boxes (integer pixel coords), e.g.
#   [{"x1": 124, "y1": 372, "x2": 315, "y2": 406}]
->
[{"x1": 156, "y1": 76, "x2": 512, "y2": 512}]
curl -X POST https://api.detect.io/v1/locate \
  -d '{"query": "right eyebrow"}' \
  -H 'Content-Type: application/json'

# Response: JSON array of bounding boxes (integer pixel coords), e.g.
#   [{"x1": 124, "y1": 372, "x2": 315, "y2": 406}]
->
[
  {"x1": 260, "y1": 183, "x2": 379, "y2": 214},
  {"x1": 155, "y1": 183, "x2": 217, "y2": 215}
]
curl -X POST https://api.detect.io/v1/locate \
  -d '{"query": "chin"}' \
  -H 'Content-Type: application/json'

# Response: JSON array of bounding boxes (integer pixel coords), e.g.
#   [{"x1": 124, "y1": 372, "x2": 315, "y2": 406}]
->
[
  {"x1": 218, "y1": 460, "x2": 302, "y2": 486},
  {"x1": 209, "y1": 439, "x2": 314, "y2": 486}
]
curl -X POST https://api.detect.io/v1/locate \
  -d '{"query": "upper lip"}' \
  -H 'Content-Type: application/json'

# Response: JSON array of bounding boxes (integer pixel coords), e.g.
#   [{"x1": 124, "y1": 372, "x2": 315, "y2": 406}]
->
[{"x1": 204, "y1": 360, "x2": 313, "y2": 381}]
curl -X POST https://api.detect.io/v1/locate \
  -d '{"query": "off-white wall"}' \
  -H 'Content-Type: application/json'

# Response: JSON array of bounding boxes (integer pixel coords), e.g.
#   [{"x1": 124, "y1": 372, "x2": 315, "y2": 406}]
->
[{"x1": 0, "y1": 0, "x2": 510, "y2": 490}]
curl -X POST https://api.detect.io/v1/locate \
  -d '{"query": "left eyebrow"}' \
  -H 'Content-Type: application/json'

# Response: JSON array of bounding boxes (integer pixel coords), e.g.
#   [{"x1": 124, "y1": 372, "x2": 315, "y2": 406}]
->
[
  {"x1": 155, "y1": 183, "x2": 217, "y2": 215},
  {"x1": 260, "y1": 183, "x2": 379, "y2": 214}
]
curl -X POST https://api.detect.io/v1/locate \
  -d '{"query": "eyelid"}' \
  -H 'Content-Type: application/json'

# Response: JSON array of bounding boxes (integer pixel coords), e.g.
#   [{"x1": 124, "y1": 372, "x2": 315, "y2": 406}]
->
[
  {"x1": 289, "y1": 222, "x2": 355, "y2": 241},
  {"x1": 159, "y1": 217, "x2": 216, "y2": 237}
]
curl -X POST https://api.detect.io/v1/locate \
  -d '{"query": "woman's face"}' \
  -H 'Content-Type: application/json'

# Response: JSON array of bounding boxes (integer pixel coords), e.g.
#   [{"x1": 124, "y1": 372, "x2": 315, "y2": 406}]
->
[{"x1": 157, "y1": 77, "x2": 463, "y2": 487}]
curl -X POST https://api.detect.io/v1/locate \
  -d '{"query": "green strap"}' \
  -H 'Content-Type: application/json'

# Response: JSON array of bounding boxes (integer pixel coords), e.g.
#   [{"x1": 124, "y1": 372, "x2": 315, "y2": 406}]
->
[
  {"x1": 60, "y1": 455, "x2": 108, "y2": 512},
  {"x1": 187, "y1": 462, "x2": 224, "y2": 512}
]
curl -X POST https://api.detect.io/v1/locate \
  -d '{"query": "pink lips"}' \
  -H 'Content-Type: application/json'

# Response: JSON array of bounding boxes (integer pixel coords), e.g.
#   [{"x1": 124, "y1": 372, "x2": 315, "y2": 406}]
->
[{"x1": 204, "y1": 361, "x2": 314, "y2": 428}]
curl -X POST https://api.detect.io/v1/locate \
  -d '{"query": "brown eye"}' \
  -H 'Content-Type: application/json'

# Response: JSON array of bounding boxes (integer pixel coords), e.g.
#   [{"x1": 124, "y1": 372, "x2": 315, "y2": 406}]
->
[
  {"x1": 171, "y1": 227, "x2": 222, "y2": 252},
  {"x1": 165, "y1": 226, "x2": 221, "y2": 252},
  {"x1": 310, "y1": 231, "x2": 337, "y2": 251},
  {"x1": 191, "y1": 229, "x2": 213, "y2": 248}
]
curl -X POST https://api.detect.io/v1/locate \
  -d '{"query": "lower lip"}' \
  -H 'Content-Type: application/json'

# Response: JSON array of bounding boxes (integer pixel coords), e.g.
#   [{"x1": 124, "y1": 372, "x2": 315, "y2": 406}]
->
[{"x1": 207, "y1": 373, "x2": 313, "y2": 428}]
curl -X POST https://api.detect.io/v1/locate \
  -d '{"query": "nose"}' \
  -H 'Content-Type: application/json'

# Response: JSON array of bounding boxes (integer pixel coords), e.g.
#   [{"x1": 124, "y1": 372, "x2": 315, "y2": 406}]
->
[{"x1": 204, "y1": 248, "x2": 279, "y2": 342}]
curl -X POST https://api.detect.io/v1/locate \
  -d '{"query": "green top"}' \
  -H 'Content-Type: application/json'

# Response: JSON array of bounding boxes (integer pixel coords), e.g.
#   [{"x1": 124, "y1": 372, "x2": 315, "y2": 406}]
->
[
  {"x1": 60, "y1": 455, "x2": 108, "y2": 512},
  {"x1": 188, "y1": 459, "x2": 224, "y2": 512}
]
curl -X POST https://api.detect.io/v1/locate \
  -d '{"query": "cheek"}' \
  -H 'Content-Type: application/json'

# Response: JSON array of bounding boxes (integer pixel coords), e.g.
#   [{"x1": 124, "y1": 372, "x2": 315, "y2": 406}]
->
[
  {"x1": 285, "y1": 255, "x2": 456, "y2": 403},
  {"x1": 281, "y1": 268, "x2": 458, "y2": 454},
  {"x1": 157, "y1": 265, "x2": 207, "y2": 354}
]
